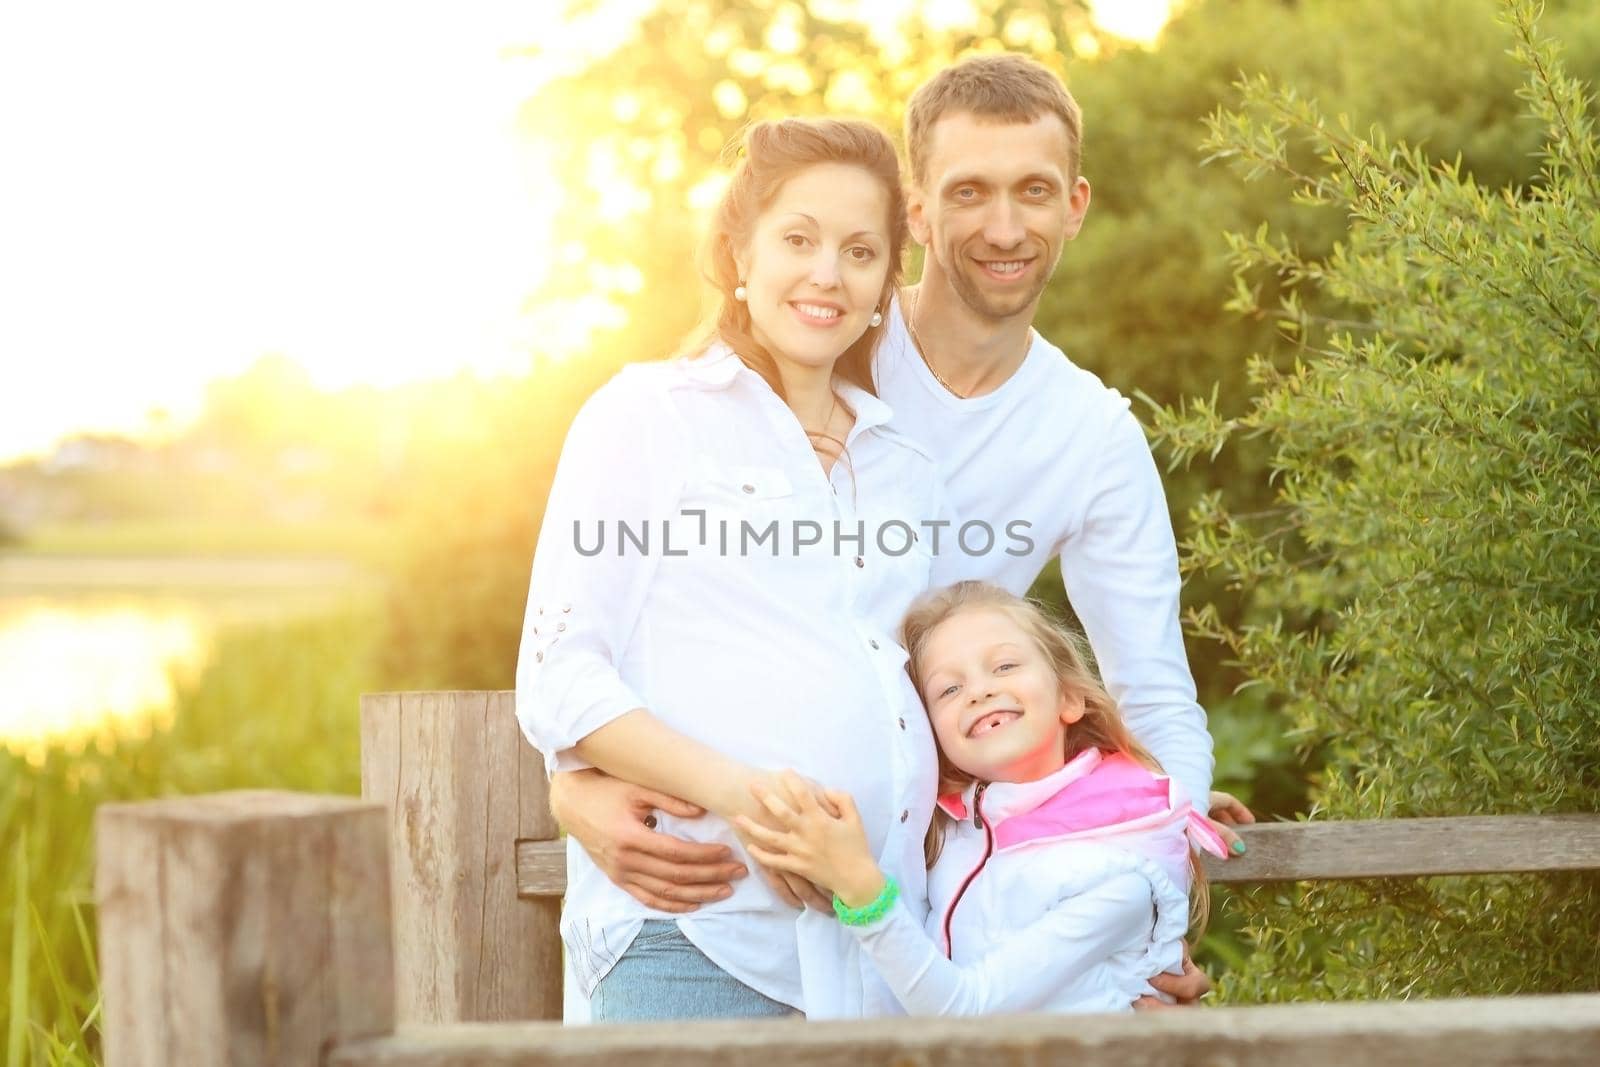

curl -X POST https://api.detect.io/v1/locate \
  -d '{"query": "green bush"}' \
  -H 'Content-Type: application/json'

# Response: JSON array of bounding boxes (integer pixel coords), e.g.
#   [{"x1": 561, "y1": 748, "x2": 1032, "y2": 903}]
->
[{"x1": 1152, "y1": 0, "x2": 1600, "y2": 999}]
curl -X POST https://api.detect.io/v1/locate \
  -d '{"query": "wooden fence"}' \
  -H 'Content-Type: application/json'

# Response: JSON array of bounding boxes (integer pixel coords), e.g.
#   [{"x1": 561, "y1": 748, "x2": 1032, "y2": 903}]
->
[{"x1": 93, "y1": 691, "x2": 1600, "y2": 1065}]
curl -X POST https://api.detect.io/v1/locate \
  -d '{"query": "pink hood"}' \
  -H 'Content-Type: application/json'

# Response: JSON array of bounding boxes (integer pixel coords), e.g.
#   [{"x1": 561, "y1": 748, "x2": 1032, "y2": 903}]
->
[{"x1": 937, "y1": 749, "x2": 1228, "y2": 858}]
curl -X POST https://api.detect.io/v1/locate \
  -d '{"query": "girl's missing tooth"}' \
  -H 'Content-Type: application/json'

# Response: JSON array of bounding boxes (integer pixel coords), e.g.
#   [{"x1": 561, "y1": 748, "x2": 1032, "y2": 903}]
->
[{"x1": 738, "y1": 581, "x2": 1227, "y2": 1017}]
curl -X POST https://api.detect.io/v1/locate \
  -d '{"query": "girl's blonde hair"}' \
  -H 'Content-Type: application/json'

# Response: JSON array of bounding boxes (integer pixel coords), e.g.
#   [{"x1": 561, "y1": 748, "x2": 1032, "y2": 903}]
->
[{"x1": 901, "y1": 580, "x2": 1209, "y2": 934}]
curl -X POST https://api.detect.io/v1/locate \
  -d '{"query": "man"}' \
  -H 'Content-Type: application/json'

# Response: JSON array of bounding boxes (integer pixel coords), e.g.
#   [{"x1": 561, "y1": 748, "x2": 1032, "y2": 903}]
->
[{"x1": 548, "y1": 53, "x2": 1249, "y2": 1009}]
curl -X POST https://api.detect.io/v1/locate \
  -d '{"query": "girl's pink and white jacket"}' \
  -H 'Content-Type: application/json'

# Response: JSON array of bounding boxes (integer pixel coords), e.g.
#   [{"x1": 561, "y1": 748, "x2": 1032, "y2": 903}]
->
[{"x1": 843, "y1": 747, "x2": 1227, "y2": 1016}]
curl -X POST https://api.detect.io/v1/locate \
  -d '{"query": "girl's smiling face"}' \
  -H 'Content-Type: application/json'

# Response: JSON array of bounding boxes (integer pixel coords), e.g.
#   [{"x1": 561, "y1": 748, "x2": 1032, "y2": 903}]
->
[{"x1": 917, "y1": 607, "x2": 1085, "y2": 784}]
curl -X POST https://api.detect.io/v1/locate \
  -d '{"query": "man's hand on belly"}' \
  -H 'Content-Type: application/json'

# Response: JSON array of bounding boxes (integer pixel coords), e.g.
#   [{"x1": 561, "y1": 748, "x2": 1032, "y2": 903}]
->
[
  {"x1": 550, "y1": 768, "x2": 749, "y2": 913},
  {"x1": 1134, "y1": 942, "x2": 1212, "y2": 1009}
]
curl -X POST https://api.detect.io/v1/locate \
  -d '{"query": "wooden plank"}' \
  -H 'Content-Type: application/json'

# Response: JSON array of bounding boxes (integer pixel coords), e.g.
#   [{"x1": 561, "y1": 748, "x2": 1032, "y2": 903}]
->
[
  {"x1": 364, "y1": 692, "x2": 457, "y2": 1022},
  {"x1": 1204, "y1": 814, "x2": 1600, "y2": 884},
  {"x1": 329, "y1": 797, "x2": 401, "y2": 1043},
  {"x1": 515, "y1": 839, "x2": 567, "y2": 898},
  {"x1": 361, "y1": 690, "x2": 562, "y2": 1024},
  {"x1": 95, "y1": 801, "x2": 170, "y2": 1067},
  {"x1": 515, "y1": 814, "x2": 1600, "y2": 898},
  {"x1": 329, "y1": 992, "x2": 1600, "y2": 1066},
  {"x1": 482, "y1": 689, "x2": 562, "y2": 1020},
  {"x1": 96, "y1": 791, "x2": 394, "y2": 1067}
]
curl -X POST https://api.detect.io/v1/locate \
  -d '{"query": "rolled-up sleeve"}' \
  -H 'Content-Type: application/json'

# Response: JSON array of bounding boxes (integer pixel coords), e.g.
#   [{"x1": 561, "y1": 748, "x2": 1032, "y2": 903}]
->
[
  {"x1": 851, "y1": 871, "x2": 1155, "y2": 1015},
  {"x1": 515, "y1": 370, "x2": 686, "y2": 776},
  {"x1": 1059, "y1": 406, "x2": 1214, "y2": 810}
]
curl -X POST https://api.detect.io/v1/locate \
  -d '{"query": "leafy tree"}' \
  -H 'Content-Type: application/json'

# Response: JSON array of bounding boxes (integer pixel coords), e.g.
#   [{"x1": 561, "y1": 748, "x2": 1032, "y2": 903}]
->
[
  {"x1": 1151, "y1": 0, "x2": 1599, "y2": 998},
  {"x1": 391, "y1": 0, "x2": 1600, "y2": 822}
]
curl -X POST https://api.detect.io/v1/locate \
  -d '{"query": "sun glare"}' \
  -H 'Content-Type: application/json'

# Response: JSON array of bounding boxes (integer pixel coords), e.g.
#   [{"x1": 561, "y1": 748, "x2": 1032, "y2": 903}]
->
[
  {"x1": 0, "y1": 0, "x2": 562, "y2": 462},
  {"x1": 0, "y1": 600, "x2": 206, "y2": 762},
  {"x1": 0, "y1": 0, "x2": 1175, "y2": 463},
  {"x1": 1088, "y1": 0, "x2": 1175, "y2": 44}
]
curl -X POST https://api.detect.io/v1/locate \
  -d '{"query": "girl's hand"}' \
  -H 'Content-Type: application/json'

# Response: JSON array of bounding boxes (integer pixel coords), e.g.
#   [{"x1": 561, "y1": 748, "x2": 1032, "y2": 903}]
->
[
  {"x1": 721, "y1": 770, "x2": 835, "y2": 911},
  {"x1": 733, "y1": 772, "x2": 884, "y2": 907}
]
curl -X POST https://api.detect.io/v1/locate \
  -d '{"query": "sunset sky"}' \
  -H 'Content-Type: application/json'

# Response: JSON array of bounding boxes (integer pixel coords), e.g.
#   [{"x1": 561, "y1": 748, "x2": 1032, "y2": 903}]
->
[{"x1": 0, "y1": 0, "x2": 1172, "y2": 464}]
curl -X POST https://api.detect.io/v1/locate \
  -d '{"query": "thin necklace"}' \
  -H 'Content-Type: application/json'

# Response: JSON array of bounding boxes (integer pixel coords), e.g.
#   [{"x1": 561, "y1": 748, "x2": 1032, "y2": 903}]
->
[
  {"x1": 804, "y1": 391, "x2": 856, "y2": 491},
  {"x1": 803, "y1": 392, "x2": 845, "y2": 458},
  {"x1": 905, "y1": 293, "x2": 965, "y2": 399},
  {"x1": 906, "y1": 290, "x2": 1032, "y2": 400}
]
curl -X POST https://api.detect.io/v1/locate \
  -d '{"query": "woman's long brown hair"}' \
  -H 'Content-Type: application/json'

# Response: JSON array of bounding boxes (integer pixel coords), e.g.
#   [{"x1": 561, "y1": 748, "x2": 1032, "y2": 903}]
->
[{"x1": 677, "y1": 117, "x2": 909, "y2": 401}]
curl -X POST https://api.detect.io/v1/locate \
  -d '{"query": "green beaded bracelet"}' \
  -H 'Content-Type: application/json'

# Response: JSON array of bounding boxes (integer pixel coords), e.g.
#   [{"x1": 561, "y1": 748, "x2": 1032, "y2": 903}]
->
[{"x1": 833, "y1": 876, "x2": 899, "y2": 927}]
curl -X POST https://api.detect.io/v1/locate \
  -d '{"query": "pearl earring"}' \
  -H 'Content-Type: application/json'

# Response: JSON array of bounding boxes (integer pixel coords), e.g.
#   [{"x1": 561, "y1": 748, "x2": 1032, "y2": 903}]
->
[
  {"x1": 869, "y1": 310, "x2": 883, "y2": 328},
  {"x1": 734, "y1": 283, "x2": 747, "y2": 302}
]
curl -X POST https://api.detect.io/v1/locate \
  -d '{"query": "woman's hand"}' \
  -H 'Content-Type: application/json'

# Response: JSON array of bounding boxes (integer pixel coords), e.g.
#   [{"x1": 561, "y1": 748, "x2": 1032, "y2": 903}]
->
[
  {"x1": 718, "y1": 770, "x2": 840, "y2": 911},
  {"x1": 732, "y1": 771, "x2": 885, "y2": 908}
]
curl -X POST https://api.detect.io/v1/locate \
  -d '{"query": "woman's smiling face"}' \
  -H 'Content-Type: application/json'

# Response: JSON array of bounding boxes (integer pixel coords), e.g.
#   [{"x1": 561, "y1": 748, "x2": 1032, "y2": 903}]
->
[
  {"x1": 918, "y1": 607, "x2": 1085, "y2": 784},
  {"x1": 734, "y1": 161, "x2": 892, "y2": 376}
]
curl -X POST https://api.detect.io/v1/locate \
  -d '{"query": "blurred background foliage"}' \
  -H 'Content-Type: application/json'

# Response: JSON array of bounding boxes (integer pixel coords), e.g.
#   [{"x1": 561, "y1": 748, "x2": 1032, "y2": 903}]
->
[
  {"x1": 418, "y1": 0, "x2": 1600, "y2": 817},
  {"x1": 4, "y1": 0, "x2": 1599, "y2": 1060}
]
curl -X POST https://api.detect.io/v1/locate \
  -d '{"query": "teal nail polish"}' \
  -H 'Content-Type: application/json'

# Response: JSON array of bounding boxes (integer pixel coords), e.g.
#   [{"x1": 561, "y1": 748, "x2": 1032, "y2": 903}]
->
[{"x1": 1231, "y1": 839, "x2": 1248, "y2": 855}]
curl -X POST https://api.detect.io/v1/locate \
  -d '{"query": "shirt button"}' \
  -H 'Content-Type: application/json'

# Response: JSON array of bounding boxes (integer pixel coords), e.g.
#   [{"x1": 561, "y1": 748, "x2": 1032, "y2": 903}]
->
[
  {"x1": 854, "y1": 556, "x2": 864, "y2": 568},
  {"x1": 898, "y1": 717, "x2": 906, "y2": 730},
  {"x1": 535, "y1": 651, "x2": 544, "y2": 663},
  {"x1": 557, "y1": 622, "x2": 567, "y2": 632},
  {"x1": 900, "y1": 810, "x2": 909, "y2": 823},
  {"x1": 868, "y1": 639, "x2": 879, "y2": 650},
  {"x1": 742, "y1": 484, "x2": 755, "y2": 494}
]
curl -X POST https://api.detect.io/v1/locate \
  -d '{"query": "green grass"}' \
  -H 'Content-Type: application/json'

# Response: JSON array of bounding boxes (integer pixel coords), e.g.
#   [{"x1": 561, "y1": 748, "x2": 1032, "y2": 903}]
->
[{"x1": 0, "y1": 606, "x2": 381, "y2": 1066}]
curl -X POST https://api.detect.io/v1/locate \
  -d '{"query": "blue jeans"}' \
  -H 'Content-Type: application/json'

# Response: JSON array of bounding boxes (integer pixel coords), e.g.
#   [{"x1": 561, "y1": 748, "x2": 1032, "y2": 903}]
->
[{"x1": 590, "y1": 920, "x2": 799, "y2": 1022}]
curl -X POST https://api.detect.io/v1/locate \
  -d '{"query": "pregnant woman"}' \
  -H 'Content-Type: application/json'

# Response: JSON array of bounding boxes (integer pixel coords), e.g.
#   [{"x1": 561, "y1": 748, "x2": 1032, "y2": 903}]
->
[{"x1": 516, "y1": 117, "x2": 944, "y2": 1021}]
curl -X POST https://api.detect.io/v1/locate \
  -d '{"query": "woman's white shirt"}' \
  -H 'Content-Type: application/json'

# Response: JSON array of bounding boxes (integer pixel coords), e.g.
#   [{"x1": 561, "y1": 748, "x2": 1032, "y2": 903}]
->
[{"x1": 515, "y1": 345, "x2": 944, "y2": 1014}]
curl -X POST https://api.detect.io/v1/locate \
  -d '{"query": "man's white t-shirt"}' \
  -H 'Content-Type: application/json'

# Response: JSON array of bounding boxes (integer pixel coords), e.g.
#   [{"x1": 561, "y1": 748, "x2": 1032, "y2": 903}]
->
[{"x1": 873, "y1": 294, "x2": 1214, "y2": 810}]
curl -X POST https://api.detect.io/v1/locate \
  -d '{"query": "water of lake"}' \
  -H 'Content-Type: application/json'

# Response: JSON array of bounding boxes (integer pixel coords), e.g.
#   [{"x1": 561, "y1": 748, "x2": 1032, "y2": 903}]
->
[{"x1": 0, "y1": 555, "x2": 365, "y2": 759}]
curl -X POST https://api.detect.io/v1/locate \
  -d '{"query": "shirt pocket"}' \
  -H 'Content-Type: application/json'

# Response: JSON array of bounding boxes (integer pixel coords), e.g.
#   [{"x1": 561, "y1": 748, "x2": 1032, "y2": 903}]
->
[{"x1": 678, "y1": 456, "x2": 798, "y2": 553}]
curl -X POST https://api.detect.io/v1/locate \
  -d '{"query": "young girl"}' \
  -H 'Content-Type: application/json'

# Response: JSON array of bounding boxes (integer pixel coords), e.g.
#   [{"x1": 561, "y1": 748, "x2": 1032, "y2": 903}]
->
[{"x1": 736, "y1": 580, "x2": 1227, "y2": 1016}]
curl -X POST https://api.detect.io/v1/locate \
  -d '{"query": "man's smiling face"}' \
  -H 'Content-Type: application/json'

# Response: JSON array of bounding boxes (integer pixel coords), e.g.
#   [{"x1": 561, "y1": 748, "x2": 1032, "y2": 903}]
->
[{"x1": 909, "y1": 110, "x2": 1090, "y2": 322}]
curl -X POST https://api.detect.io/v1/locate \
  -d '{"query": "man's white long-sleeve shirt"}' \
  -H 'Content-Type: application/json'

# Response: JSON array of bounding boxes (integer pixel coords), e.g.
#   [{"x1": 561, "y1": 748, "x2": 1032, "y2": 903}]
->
[
  {"x1": 515, "y1": 346, "x2": 942, "y2": 1012},
  {"x1": 874, "y1": 296, "x2": 1214, "y2": 809}
]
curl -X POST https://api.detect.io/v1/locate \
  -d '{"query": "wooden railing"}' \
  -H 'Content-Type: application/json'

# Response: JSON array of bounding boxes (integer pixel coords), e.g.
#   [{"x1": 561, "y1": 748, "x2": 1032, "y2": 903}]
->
[{"x1": 92, "y1": 691, "x2": 1600, "y2": 1065}]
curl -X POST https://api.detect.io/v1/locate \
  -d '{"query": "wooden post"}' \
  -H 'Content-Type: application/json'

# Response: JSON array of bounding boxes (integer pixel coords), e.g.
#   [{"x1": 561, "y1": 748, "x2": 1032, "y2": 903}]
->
[
  {"x1": 95, "y1": 790, "x2": 394, "y2": 1067},
  {"x1": 360, "y1": 691, "x2": 562, "y2": 1023}
]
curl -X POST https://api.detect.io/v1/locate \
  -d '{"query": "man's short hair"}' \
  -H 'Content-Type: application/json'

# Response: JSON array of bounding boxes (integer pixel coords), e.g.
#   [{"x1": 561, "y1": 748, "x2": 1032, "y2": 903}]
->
[{"x1": 904, "y1": 53, "x2": 1083, "y2": 186}]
